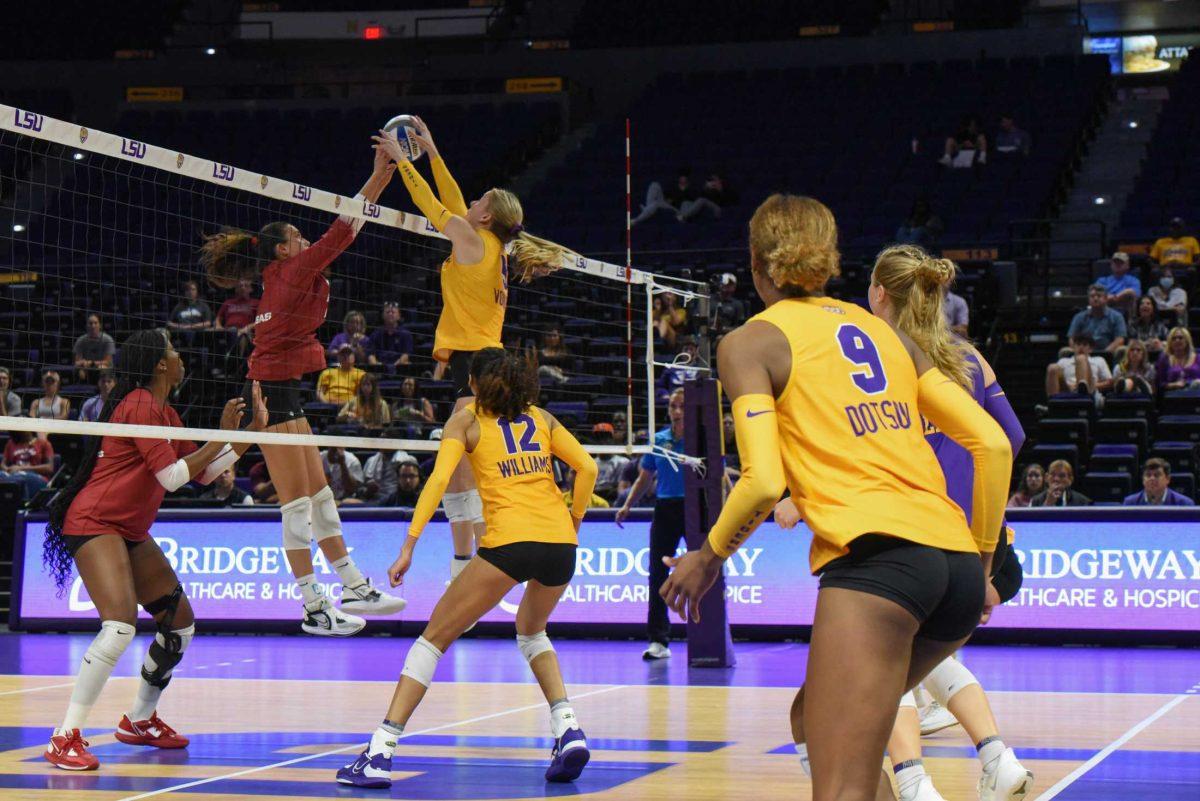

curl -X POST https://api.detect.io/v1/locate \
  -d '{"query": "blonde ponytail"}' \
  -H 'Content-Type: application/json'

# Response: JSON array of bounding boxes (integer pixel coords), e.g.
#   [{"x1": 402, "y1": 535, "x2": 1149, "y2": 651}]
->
[
  {"x1": 872, "y1": 244, "x2": 974, "y2": 390},
  {"x1": 484, "y1": 187, "x2": 575, "y2": 283}
]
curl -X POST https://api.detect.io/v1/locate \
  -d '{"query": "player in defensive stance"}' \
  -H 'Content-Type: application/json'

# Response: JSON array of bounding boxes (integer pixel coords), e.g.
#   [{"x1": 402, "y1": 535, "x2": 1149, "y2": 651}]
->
[
  {"x1": 42, "y1": 329, "x2": 266, "y2": 770},
  {"x1": 337, "y1": 348, "x2": 598, "y2": 789},
  {"x1": 200, "y1": 139, "x2": 404, "y2": 636},
  {"x1": 660, "y1": 195, "x2": 1012, "y2": 801}
]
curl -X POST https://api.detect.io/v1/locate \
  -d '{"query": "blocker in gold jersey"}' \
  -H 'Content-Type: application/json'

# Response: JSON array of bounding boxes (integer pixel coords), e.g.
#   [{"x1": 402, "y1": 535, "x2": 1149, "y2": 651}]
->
[{"x1": 433, "y1": 228, "x2": 507, "y2": 363}]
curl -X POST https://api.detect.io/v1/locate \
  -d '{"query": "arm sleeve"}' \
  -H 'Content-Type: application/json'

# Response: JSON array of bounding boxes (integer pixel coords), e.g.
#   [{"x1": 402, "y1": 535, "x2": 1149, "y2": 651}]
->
[
  {"x1": 397, "y1": 160, "x2": 454, "y2": 232},
  {"x1": 917, "y1": 369, "x2": 1012, "y2": 553},
  {"x1": 705, "y1": 394, "x2": 788, "y2": 558},
  {"x1": 430, "y1": 157, "x2": 468, "y2": 217},
  {"x1": 550, "y1": 424, "x2": 598, "y2": 519},
  {"x1": 196, "y1": 445, "x2": 237, "y2": 485},
  {"x1": 983, "y1": 382, "x2": 1025, "y2": 456},
  {"x1": 407, "y1": 437, "x2": 467, "y2": 539}
]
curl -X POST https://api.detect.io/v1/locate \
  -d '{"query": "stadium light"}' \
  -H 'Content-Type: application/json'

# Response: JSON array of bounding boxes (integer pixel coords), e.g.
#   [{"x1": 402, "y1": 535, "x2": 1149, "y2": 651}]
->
[
  {"x1": 73, "y1": 152, "x2": 85, "y2": 161},
  {"x1": 12, "y1": 224, "x2": 26, "y2": 233},
  {"x1": 205, "y1": 47, "x2": 217, "y2": 55},
  {"x1": 1094, "y1": 196, "x2": 1106, "y2": 205},
  {"x1": 1128, "y1": 120, "x2": 1139, "y2": 129}
]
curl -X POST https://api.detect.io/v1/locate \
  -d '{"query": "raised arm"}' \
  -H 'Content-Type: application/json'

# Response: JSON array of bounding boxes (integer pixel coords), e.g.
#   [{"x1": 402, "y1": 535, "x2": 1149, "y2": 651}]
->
[{"x1": 408, "y1": 117, "x2": 469, "y2": 217}]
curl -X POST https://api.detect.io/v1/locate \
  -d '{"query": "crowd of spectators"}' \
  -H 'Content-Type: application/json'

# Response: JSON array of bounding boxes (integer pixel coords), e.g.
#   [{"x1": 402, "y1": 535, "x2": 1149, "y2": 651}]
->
[{"x1": 1007, "y1": 457, "x2": 1194, "y2": 508}]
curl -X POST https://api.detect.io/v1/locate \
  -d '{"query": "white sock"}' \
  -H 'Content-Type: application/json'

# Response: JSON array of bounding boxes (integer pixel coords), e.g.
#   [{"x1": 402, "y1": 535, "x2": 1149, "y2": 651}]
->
[
  {"x1": 128, "y1": 624, "x2": 194, "y2": 722},
  {"x1": 977, "y1": 736, "x2": 1005, "y2": 771},
  {"x1": 450, "y1": 555, "x2": 471, "y2": 581},
  {"x1": 61, "y1": 621, "x2": 134, "y2": 732},
  {"x1": 370, "y1": 721, "x2": 402, "y2": 756},
  {"x1": 794, "y1": 742, "x2": 811, "y2": 776},
  {"x1": 549, "y1": 699, "x2": 577, "y2": 738},
  {"x1": 894, "y1": 759, "x2": 927, "y2": 798},
  {"x1": 332, "y1": 555, "x2": 366, "y2": 589},
  {"x1": 297, "y1": 573, "x2": 322, "y2": 607}
]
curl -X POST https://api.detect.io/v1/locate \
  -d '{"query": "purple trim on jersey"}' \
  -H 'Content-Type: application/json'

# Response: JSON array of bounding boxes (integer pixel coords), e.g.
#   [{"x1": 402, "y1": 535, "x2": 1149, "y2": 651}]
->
[
  {"x1": 984, "y1": 384, "x2": 1025, "y2": 457},
  {"x1": 926, "y1": 352, "x2": 987, "y2": 524}
]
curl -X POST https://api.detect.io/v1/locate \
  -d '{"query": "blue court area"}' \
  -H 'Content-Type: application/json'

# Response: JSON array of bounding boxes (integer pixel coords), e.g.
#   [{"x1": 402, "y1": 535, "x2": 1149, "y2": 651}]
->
[{"x1": 0, "y1": 633, "x2": 1197, "y2": 800}]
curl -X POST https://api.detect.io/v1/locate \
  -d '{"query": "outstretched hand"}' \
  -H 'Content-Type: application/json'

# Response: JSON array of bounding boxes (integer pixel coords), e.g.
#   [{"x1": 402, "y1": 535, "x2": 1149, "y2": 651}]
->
[
  {"x1": 659, "y1": 544, "x2": 724, "y2": 623},
  {"x1": 373, "y1": 130, "x2": 407, "y2": 166}
]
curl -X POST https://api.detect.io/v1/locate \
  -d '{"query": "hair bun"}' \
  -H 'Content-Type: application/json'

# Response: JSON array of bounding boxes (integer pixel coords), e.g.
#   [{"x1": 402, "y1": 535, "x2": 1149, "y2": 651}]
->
[{"x1": 915, "y1": 256, "x2": 955, "y2": 290}]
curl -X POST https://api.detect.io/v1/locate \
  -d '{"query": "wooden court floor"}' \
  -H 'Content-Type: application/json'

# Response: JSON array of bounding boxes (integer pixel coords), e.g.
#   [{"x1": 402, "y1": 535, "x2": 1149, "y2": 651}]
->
[{"x1": 0, "y1": 635, "x2": 1196, "y2": 800}]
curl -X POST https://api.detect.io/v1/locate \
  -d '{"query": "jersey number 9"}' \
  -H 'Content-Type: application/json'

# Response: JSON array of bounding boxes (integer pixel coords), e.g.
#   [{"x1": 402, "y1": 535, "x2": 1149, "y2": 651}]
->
[{"x1": 837, "y1": 324, "x2": 888, "y2": 395}]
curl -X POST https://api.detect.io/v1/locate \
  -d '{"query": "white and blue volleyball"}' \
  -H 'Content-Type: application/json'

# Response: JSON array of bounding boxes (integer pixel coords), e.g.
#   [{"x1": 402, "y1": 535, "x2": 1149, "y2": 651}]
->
[{"x1": 383, "y1": 114, "x2": 424, "y2": 161}]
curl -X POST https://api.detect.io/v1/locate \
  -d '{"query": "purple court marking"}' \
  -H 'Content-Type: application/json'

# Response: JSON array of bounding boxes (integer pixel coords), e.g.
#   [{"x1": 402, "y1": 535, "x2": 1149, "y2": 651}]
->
[{"x1": 2, "y1": 633, "x2": 1200, "y2": 693}]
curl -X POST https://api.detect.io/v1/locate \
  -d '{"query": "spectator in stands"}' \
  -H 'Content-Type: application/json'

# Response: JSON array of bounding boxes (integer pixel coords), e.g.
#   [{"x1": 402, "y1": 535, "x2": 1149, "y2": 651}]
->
[
  {"x1": 1045, "y1": 334, "x2": 1112, "y2": 398},
  {"x1": 591, "y1": 422, "x2": 629, "y2": 502},
  {"x1": 1097, "y1": 252, "x2": 1140, "y2": 319},
  {"x1": 1031, "y1": 460, "x2": 1091, "y2": 506},
  {"x1": 679, "y1": 173, "x2": 734, "y2": 222},
  {"x1": 167, "y1": 280, "x2": 214, "y2": 345},
  {"x1": 383, "y1": 462, "x2": 424, "y2": 507},
  {"x1": 363, "y1": 448, "x2": 419, "y2": 504},
  {"x1": 1068, "y1": 284, "x2": 1126, "y2": 353},
  {"x1": 0, "y1": 367, "x2": 20, "y2": 417},
  {"x1": 1157, "y1": 327, "x2": 1200, "y2": 392},
  {"x1": 79, "y1": 369, "x2": 115, "y2": 422},
  {"x1": 1007, "y1": 463, "x2": 1045, "y2": 508},
  {"x1": 1123, "y1": 458, "x2": 1195, "y2": 506},
  {"x1": 198, "y1": 467, "x2": 254, "y2": 506},
  {"x1": 654, "y1": 291, "x2": 687, "y2": 351},
  {"x1": 940, "y1": 114, "x2": 987, "y2": 167},
  {"x1": 316, "y1": 344, "x2": 364, "y2": 404},
  {"x1": 631, "y1": 169, "x2": 696, "y2": 225},
  {"x1": 894, "y1": 198, "x2": 944, "y2": 250},
  {"x1": 943, "y1": 283, "x2": 970, "y2": 338},
  {"x1": 1150, "y1": 217, "x2": 1199, "y2": 270},
  {"x1": 538, "y1": 326, "x2": 573, "y2": 383},
  {"x1": 327, "y1": 309, "x2": 370, "y2": 364},
  {"x1": 994, "y1": 114, "x2": 1031, "y2": 156},
  {"x1": 73, "y1": 313, "x2": 115, "y2": 382},
  {"x1": 336, "y1": 372, "x2": 390, "y2": 431},
  {"x1": 710, "y1": 273, "x2": 747, "y2": 335},
  {"x1": 29, "y1": 370, "x2": 70, "y2": 423},
  {"x1": 1147, "y1": 265, "x2": 1188, "y2": 325},
  {"x1": 216, "y1": 278, "x2": 258, "y2": 356},
  {"x1": 661, "y1": 335, "x2": 703, "y2": 393},
  {"x1": 561, "y1": 465, "x2": 609, "y2": 510},
  {"x1": 1112, "y1": 339, "x2": 1156, "y2": 395},
  {"x1": 1130, "y1": 296, "x2": 1169, "y2": 359},
  {"x1": 612, "y1": 411, "x2": 628, "y2": 445},
  {"x1": 321, "y1": 446, "x2": 364, "y2": 503},
  {"x1": 366, "y1": 301, "x2": 413, "y2": 371},
  {"x1": 391, "y1": 376, "x2": 436, "y2": 437},
  {"x1": 0, "y1": 429, "x2": 54, "y2": 499},
  {"x1": 248, "y1": 459, "x2": 277, "y2": 504}
]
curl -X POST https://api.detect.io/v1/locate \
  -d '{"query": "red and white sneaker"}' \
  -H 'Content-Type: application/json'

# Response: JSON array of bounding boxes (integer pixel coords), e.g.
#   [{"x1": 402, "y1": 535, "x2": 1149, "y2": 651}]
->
[
  {"x1": 44, "y1": 729, "x2": 99, "y2": 771},
  {"x1": 115, "y1": 713, "x2": 189, "y2": 749}
]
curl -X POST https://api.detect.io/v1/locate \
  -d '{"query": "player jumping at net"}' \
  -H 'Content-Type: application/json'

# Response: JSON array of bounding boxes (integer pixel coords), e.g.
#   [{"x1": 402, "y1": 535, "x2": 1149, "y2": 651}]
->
[
  {"x1": 659, "y1": 195, "x2": 1012, "y2": 801},
  {"x1": 374, "y1": 118, "x2": 573, "y2": 586},
  {"x1": 41, "y1": 329, "x2": 267, "y2": 771},
  {"x1": 337, "y1": 348, "x2": 598, "y2": 789},
  {"x1": 199, "y1": 139, "x2": 405, "y2": 636},
  {"x1": 774, "y1": 245, "x2": 1032, "y2": 801}
]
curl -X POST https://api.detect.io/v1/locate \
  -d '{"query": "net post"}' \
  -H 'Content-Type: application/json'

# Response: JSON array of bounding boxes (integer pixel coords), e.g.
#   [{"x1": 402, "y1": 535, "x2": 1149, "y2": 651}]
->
[
  {"x1": 682, "y1": 377, "x2": 736, "y2": 668},
  {"x1": 625, "y1": 117, "x2": 634, "y2": 451},
  {"x1": 644, "y1": 281, "x2": 656, "y2": 438}
]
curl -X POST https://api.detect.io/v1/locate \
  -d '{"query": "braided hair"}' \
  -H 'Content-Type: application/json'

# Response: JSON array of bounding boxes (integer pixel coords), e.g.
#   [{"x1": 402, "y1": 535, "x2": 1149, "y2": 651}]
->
[{"x1": 44, "y1": 329, "x2": 170, "y2": 594}]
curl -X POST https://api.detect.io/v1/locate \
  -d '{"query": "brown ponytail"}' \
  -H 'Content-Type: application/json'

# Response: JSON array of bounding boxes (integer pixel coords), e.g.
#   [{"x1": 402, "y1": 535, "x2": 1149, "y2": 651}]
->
[
  {"x1": 198, "y1": 220, "x2": 292, "y2": 289},
  {"x1": 470, "y1": 347, "x2": 540, "y2": 420}
]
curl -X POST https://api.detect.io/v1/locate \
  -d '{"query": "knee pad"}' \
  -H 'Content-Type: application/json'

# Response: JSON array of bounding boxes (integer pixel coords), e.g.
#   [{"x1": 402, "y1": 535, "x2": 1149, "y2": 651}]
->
[
  {"x1": 794, "y1": 742, "x2": 811, "y2": 777},
  {"x1": 90, "y1": 620, "x2": 136, "y2": 667},
  {"x1": 517, "y1": 631, "x2": 554, "y2": 664},
  {"x1": 924, "y1": 655, "x2": 980, "y2": 707},
  {"x1": 142, "y1": 622, "x2": 194, "y2": 690},
  {"x1": 898, "y1": 690, "x2": 918, "y2": 709},
  {"x1": 281, "y1": 496, "x2": 313, "y2": 550},
  {"x1": 444, "y1": 490, "x2": 481, "y2": 524},
  {"x1": 400, "y1": 636, "x2": 443, "y2": 688},
  {"x1": 310, "y1": 485, "x2": 342, "y2": 543}
]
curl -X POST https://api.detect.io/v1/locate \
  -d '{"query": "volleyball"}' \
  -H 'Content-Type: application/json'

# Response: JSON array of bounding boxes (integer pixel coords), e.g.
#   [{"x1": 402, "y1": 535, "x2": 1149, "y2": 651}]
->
[{"x1": 382, "y1": 114, "x2": 424, "y2": 161}]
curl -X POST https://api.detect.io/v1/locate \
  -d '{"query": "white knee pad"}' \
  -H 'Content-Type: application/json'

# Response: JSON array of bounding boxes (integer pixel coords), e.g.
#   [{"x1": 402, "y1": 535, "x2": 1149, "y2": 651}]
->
[
  {"x1": 898, "y1": 690, "x2": 918, "y2": 709},
  {"x1": 444, "y1": 490, "x2": 482, "y2": 524},
  {"x1": 517, "y1": 631, "x2": 554, "y2": 664},
  {"x1": 90, "y1": 620, "x2": 136, "y2": 667},
  {"x1": 924, "y1": 655, "x2": 980, "y2": 707},
  {"x1": 400, "y1": 636, "x2": 443, "y2": 688},
  {"x1": 281, "y1": 496, "x2": 313, "y2": 550},
  {"x1": 310, "y1": 485, "x2": 342, "y2": 543}
]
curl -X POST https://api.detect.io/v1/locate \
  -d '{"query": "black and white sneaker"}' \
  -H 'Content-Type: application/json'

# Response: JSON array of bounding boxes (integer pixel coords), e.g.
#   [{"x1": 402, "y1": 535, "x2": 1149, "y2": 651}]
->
[
  {"x1": 340, "y1": 578, "x2": 407, "y2": 616},
  {"x1": 302, "y1": 597, "x2": 366, "y2": 637}
]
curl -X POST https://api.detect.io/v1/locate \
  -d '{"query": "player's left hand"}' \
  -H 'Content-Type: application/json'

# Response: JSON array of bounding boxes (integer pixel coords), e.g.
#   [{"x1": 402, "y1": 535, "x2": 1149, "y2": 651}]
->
[
  {"x1": 660, "y1": 544, "x2": 724, "y2": 623},
  {"x1": 372, "y1": 131, "x2": 403, "y2": 170},
  {"x1": 218, "y1": 397, "x2": 247, "y2": 430},
  {"x1": 773, "y1": 497, "x2": 801, "y2": 529},
  {"x1": 980, "y1": 581, "x2": 1001, "y2": 625},
  {"x1": 248, "y1": 380, "x2": 269, "y2": 431},
  {"x1": 388, "y1": 548, "x2": 414, "y2": 587}
]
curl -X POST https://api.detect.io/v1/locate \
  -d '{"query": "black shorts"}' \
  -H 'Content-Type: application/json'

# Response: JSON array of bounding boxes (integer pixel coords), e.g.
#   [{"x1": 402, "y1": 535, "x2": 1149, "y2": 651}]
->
[
  {"x1": 243, "y1": 378, "x2": 305, "y2": 427},
  {"x1": 477, "y1": 542, "x2": 577, "y2": 587},
  {"x1": 819, "y1": 534, "x2": 985, "y2": 642},
  {"x1": 64, "y1": 533, "x2": 146, "y2": 559},
  {"x1": 991, "y1": 536, "x2": 1024, "y2": 604},
  {"x1": 447, "y1": 351, "x2": 476, "y2": 398}
]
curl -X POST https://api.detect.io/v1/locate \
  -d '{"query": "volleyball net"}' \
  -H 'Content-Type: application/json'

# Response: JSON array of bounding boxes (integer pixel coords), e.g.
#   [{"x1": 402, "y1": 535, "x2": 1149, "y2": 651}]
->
[{"x1": 0, "y1": 103, "x2": 708, "y2": 489}]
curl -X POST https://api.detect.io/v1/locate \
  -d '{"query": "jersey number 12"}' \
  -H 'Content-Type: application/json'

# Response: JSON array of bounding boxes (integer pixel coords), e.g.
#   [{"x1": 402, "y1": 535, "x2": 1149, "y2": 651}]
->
[{"x1": 497, "y1": 414, "x2": 541, "y2": 455}]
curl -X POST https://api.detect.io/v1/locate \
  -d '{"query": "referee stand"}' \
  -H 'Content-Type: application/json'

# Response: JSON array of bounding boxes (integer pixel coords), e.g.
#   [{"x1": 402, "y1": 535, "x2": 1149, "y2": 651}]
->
[{"x1": 683, "y1": 376, "x2": 736, "y2": 668}]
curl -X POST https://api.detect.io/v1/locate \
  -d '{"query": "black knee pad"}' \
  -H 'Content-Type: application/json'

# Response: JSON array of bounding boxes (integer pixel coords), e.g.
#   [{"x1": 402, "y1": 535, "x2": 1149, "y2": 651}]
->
[{"x1": 142, "y1": 584, "x2": 187, "y2": 690}]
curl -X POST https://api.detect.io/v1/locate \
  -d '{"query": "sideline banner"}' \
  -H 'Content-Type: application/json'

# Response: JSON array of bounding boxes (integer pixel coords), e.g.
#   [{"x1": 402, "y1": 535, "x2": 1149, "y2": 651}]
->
[{"x1": 12, "y1": 509, "x2": 1200, "y2": 633}]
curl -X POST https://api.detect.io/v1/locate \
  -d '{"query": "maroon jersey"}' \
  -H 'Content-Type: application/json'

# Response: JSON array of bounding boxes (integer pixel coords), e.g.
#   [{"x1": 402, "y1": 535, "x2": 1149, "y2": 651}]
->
[
  {"x1": 248, "y1": 216, "x2": 359, "y2": 381},
  {"x1": 64, "y1": 389, "x2": 197, "y2": 542},
  {"x1": 218, "y1": 296, "x2": 259, "y2": 329}
]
